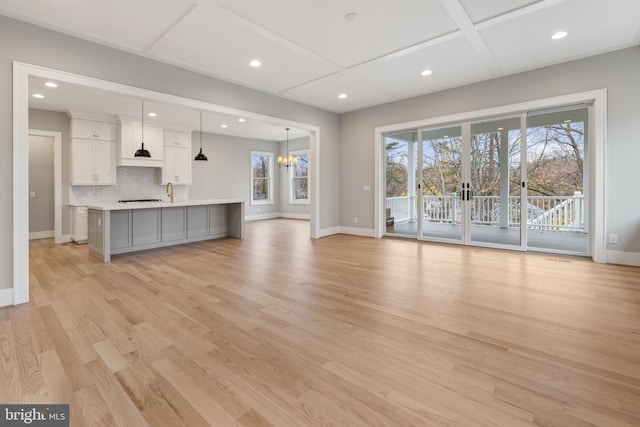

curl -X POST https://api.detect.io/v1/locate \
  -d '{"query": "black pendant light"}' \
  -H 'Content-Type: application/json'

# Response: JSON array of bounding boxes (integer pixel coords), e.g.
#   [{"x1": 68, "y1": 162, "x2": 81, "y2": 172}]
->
[
  {"x1": 194, "y1": 111, "x2": 208, "y2": 161},
  {"x1": 134, "y1": 99, "x2": 151, "y2": 158}
]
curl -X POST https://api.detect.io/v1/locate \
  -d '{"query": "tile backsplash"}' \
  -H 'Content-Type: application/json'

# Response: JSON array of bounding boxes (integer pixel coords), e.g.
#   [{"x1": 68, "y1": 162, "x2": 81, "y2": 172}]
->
[{"x1": 70, "y1": 167, "x2": 188, "y2": 205}]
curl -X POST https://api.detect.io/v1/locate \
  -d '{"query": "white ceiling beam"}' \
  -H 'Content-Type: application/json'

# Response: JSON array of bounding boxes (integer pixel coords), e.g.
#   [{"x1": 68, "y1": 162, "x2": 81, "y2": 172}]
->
[
  {"x1": 474, "y1": 0, "x2": 566, "y2": 30},
  {"x1": 145, "y1": 3, "x2": 199, "y2": 54},
  {"x1": 438, "y1": 0, "x2": 503, "y2": 74}
]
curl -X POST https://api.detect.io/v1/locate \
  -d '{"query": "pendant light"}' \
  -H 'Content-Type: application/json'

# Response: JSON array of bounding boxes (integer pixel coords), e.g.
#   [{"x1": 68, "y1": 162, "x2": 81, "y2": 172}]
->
[
  {"x1": 277, "y1": 127, "x2": 297, "y2": 168},
  {"x1": 194, "y1": 111, "x2": 208, "y2": 161},
  {"x1": 134, "y1": 99, "x2": 151, "y2": 158}
]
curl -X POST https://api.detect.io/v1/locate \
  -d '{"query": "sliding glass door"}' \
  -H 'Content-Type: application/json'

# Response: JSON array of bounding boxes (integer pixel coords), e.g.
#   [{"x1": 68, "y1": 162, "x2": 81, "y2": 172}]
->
[
  {"x1": 383, "y1": 106, "x2": 590, "y2": 256},
  {"x1": 420, "y1": 125, "x2": 463, "y2": 242},
  {"x1": 525, "y1": 108, "x2": 589, "y2": 254},
  {"x1": 384, "y1": 132, "x2": 418, "y2": 237},
  {"x1": 469, "y1": 117, "x2": 522, "y2": 248}
]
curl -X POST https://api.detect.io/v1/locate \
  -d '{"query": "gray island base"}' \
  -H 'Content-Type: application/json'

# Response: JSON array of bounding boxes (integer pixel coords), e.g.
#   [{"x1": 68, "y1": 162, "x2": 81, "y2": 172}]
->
[{"x1": 86, "y1": 199, "x2": 244, "y2": 262}]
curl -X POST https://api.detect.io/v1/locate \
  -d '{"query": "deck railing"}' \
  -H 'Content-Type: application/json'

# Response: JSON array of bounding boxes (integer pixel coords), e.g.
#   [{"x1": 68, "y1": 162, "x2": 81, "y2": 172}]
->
[{"x1": 386, "y1": 192, "x2": 584, "y2": 231}]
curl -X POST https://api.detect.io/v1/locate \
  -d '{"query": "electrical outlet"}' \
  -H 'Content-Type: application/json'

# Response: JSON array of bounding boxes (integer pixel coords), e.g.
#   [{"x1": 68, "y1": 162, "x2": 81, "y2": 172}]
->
[
  {"x1": 609, "y1": 234, "x2": 618, "y2": 244},
  {"x1": 354, "y1": 217, "x2": 358, "y2": 224},
  {"x1": 30, "y1": 192, "x2": 36, "y2": 198}
]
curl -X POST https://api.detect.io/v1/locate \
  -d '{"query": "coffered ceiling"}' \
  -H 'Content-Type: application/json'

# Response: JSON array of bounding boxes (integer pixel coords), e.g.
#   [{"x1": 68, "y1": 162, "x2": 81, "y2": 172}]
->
[{"x1": 2, "y1": 0, "x2": 639, "y2": 113}]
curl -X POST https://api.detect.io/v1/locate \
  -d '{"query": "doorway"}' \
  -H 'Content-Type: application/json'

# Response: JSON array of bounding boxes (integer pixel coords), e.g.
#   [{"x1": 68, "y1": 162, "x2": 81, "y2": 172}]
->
[{"x1": 28, "y1": 129, "x2": 62, "y2": 244}]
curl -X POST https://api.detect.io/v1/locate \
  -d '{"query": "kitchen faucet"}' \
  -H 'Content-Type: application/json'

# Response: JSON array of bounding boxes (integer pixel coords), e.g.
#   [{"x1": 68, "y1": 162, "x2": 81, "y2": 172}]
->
[{"x1": 166, "y1": 182, "x2": 174, "y2": 203}]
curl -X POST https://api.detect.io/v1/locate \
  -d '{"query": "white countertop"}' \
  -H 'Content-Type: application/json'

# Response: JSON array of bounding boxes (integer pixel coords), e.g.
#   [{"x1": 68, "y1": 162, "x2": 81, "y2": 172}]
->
[{"x1": 82, "y1": 199, "x2": 244, "y2": 211}]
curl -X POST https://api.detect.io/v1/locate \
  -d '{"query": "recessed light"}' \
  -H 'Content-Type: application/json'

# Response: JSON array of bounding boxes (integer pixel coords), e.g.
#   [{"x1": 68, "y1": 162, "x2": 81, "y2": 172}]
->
[
  {"x1": 563, "y1": 119, "x2": 572, "y2": 123},
  {"x1": 338, "y1": 93, "x2": 347, "y2": 99},
  {"x1": 147, "y1": 112, "x2": 157, "y2": 117},
  {"x1": 221, "y1": 124, "x2": 228, "y2": 128},
  {"x1": 551, "y1": 31, "x2": 568, "y2": 40},
  {"x1": 238, "y1": 118, "x2": 246, "y2": 122},
  {"x1": 44, "y1": 82, "x2": 58, "y2": 88},
  {"x1": 32, "y1": 93, "x2": 44, "y2": 99},
  {"x1": 497, "y1": 127, "x2": 504, "y2": 131},
  {"x1": 443, "y1": 135, "x2": 449, "y2": 138},
  {"x1": 249, "y1": 59, "x2": 262, "y2": 68},
  {"x1": 421, "y1": 69, "x2": 433, "y2": 77}
]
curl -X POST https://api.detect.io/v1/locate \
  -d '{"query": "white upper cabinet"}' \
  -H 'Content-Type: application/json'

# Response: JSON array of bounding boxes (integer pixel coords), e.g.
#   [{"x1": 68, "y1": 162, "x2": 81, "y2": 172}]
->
[
  {"x1": 161, "y1": 146, "x2": 192, "y2": 185},
  {"x1": 159, "y1": 129, "x2": 192, "y2": 185},
  {"x1": 72, "y1": 119, "x2": 116, "y2": 141},
  {"x1": 68, "y1": 112, "x2": 117, "y2": 186},
  {"x1": 117, "y1": 119, "x2": 164, "y2": 167},
  {"x1": 164, "y1": 130, "x2": 191, "y2": 148}
]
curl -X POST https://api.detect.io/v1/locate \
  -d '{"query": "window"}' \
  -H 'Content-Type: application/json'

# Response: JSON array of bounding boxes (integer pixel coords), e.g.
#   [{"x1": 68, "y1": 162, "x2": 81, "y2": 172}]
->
[
  {"x1": 251, "y1": 151, "x2": 273, "y2": 205},
  {"x1": 289, "y1": 149, "x2": 309, "y2": 204}
]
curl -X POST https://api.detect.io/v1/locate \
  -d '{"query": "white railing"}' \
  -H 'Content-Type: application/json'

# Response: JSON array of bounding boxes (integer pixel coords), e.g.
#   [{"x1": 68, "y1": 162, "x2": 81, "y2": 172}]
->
[
  {"x1": 527, "y1": 192, "x2": 583, "y2": 230},
  {"x1": 385, "y1": 196, "x2": 412, "y2": 223},
  {"x1": 385, "y1": 192, "x2": 584, "y2": 231}
]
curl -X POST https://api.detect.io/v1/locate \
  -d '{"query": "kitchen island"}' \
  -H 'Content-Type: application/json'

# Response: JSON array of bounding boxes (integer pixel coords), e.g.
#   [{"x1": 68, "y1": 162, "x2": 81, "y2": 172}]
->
[{"x1": 86, "y1": 199, "x2": 244, "y2": 262}]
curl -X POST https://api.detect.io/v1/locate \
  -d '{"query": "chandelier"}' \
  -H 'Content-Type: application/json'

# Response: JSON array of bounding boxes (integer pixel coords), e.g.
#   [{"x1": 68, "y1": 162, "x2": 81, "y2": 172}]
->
[{"x1": 278, "y1": 127, "x2": 298, "y2": 168}]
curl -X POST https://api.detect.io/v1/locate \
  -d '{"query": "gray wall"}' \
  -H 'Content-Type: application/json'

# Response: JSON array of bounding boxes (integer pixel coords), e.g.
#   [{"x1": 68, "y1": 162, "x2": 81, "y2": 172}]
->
[
  {"x1": 28, "y1": 135, "x2": 54, "y2": 233},
  {"x1": 278, "y1": 136, "x2": 311, "y2": 217},
  {"x1": 189, "y1": 132, "x2": 279, "y2": 218},
  {"x1": 1, "y1": 16, "x2": 340, "y2": 290},
  {"x1": 28, "y1": 109, "x2": 71, "y2": 235},
  {"x1": 339, "y1": 46, "x2": 640, "y2": 254}
]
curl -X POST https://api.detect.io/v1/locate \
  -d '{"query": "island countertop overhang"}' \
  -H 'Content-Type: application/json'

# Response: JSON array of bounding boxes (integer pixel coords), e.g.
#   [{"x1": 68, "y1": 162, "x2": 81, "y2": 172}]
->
[{"x1": 85, "y1": 199, "x2": 245, "y2": 211}]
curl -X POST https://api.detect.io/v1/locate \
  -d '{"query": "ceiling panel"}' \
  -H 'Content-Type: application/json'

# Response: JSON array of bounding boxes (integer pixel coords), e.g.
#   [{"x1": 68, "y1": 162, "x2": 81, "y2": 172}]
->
[
  {"x1": 151, "y1": 2, "x2": 339, "y2": 93},
  {"x1": 216, "y1": 0, "x2": 458, "y2": 68},
  {"x1": 281, "y1": 72, "x2": 399, "y2": 113},
  {"x1": 458, "y1": 0, "x2": 540, "y2": 24},
  {"x1": 0, "y1": 0, "x2": 194, "y2": 51},
  {"x1": 351, "y1": 35, "x2": 492, "y2": 99},
  {"x1": 480, "y1": 0, "x2": 640, "y2": 73}
]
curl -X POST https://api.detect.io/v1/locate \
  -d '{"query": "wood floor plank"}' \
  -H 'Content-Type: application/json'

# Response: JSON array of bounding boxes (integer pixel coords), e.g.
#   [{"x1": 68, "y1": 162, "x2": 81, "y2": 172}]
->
[{"x1": 1, "y1": 219, "x2": 637, "y2": 426}]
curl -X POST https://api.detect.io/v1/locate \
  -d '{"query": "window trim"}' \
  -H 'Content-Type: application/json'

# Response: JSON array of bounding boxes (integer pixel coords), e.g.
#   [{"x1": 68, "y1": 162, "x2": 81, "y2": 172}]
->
[
  {"x1": 250, "y1": 151, "x2": 274, "y2": 205},
  {"x1": 289, "y1": 148, "x2": 310, "y2": 204}
]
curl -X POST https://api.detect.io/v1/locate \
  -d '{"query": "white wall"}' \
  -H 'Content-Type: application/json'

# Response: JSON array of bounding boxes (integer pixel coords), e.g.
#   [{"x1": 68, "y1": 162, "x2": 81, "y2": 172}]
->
[
  {"x1": 28, "y1": 134, "x2": 54, "y2": 234},
  {"x1": 1, "y1": 16, "x2": 340, "y2": 292},
  {"x1": 339, "y1": 46, "x2": 640, "y2": 257}
]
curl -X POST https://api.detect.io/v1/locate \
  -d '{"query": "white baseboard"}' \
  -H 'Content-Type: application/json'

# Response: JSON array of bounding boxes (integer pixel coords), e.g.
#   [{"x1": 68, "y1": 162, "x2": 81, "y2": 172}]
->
[
  {"x1": 606, "y1": 250, "x2": 640, "y2": 267},
  {"x1": 317, "y1": 226, "x2": 340, "y2": 238},
  {"x1": 279, "y1": 213, "x2": 310, "y2": 220},
  {"x1": 0, "y1": 288, "x2": 14, "y2": 308},
  {"x1": 245, "y1": 213, "x2": 281, "y2": 222},
  {"x1": 339, "y1": 226, "x2": 375, "y2": 237},
  {"x1": 29, "y1": 230, "x2": 54, "y2": 240}
]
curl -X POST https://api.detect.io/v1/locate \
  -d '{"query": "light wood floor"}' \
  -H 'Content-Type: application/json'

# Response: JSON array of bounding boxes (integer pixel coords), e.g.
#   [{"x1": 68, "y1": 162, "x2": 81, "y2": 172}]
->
[{"x1": 2, "y1": 219, "x2": 640, "y2": 426}]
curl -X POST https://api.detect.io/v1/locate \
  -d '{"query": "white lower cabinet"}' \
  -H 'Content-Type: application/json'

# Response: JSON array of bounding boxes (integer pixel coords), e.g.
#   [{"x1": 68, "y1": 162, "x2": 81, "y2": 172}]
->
[{"x1": 70, "y1": 206, "x2": 88, "y2": 243}]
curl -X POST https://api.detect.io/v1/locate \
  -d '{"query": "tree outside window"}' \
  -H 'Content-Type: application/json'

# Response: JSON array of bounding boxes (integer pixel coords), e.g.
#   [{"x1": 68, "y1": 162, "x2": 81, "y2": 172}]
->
[
  {"x1": 290, "y1": 149, "x2": 309, "y2": 204},
  {"x1": 251, "y1": 151, "x2": 273, "y2": 204}
]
